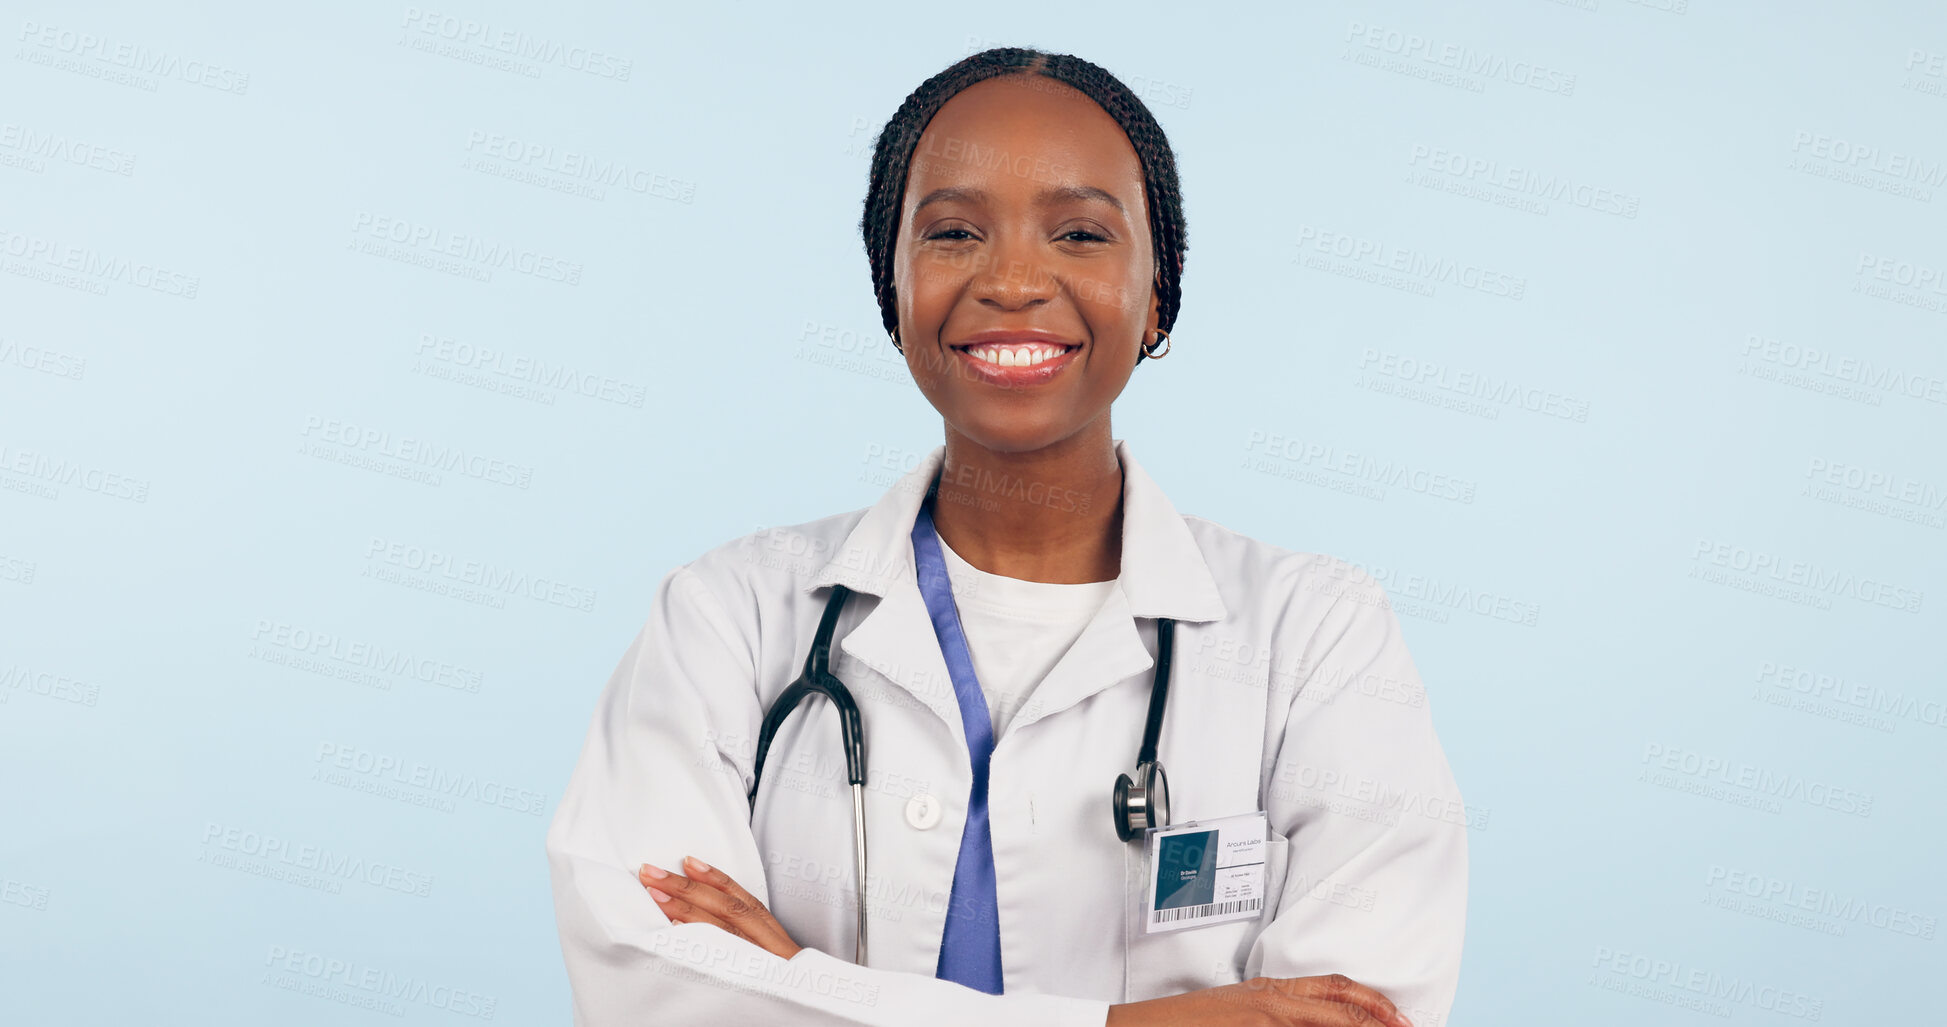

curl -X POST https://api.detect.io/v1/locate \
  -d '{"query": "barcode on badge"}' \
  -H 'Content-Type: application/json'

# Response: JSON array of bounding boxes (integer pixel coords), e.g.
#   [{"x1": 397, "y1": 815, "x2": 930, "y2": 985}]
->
[{"x1": 1152, "y1": 897, "x2": 1263, "y2": 924}]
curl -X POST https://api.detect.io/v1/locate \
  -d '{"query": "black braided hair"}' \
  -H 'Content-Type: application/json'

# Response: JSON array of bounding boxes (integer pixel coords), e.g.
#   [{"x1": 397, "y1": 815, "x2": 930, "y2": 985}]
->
[{"x1": 859, "y1": 48, "x2": 1187, "y2": 361}]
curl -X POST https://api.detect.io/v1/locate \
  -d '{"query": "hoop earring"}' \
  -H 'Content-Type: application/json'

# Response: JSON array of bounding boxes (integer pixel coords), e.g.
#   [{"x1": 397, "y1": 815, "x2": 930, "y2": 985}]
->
[
  {"x1": 888, "y1": 326, "x2": 903, "y2": 354},
  {"x1": 1142, "y1": 328, "x2": 1171, "y2": 360}
]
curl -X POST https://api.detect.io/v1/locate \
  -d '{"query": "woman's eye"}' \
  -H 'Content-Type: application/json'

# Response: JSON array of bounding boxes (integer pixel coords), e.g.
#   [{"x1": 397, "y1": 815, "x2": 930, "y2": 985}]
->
[{"x1": 924, "y1": 227, "x2": 1105, "y2": 243}]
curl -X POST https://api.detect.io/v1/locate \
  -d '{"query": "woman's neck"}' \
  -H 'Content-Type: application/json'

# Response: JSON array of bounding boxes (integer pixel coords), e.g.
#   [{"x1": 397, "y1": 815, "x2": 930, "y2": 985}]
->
[{"x1": 929, "y1": 423, "x2": 1125, "y2": 584}]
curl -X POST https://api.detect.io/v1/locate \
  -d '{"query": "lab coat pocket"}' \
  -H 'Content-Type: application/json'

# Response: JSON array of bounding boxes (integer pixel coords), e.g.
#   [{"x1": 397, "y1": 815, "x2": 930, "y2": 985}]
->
[
  {"x1": 1120, "y1": 824, "x2": 1291, "y2": 1003},
  {"x1": 1243, "y1": 826, "x2": 1292, "y2": 980}
]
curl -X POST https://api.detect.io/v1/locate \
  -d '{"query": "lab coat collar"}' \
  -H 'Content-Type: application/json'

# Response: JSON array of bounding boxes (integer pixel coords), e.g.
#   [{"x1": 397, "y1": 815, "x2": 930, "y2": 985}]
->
[
  {"x1": 803, "y1": 439, "x2": 1228, "y2": 623},
  {"x1": 803, "y1": 440, "x2": 1229, "y2": 741}
]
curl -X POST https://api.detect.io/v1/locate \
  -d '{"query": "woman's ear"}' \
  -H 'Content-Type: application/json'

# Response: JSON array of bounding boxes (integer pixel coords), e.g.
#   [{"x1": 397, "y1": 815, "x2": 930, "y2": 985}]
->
[{"x1": 1137, "y1": 278, "x2": 1164, "y2": 363}]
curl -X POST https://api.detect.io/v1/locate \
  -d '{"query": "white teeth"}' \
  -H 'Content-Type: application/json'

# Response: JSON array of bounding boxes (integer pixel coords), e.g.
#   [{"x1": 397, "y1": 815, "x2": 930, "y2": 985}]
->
[{"x1": 968, "y1": 344, "x2": 1066, "y2": 367}]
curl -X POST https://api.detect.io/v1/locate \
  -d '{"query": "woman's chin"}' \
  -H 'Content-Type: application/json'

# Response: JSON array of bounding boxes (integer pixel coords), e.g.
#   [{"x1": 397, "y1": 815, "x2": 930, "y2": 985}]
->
[{"x1": 946, "y1": 415, "x2": 1095, "y2": 457}]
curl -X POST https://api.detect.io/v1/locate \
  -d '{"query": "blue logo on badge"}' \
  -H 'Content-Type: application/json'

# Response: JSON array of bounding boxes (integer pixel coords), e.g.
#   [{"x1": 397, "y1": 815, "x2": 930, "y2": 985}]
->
[{"x1": 1154, "y1": 829, "x2": 1218, "y2": 910}]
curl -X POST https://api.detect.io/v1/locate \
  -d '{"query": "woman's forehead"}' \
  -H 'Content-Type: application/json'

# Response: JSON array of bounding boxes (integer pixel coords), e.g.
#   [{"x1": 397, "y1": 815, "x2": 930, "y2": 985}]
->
[{"x1": 907, "y1": 75, "x2": 1144, "y2": 206}]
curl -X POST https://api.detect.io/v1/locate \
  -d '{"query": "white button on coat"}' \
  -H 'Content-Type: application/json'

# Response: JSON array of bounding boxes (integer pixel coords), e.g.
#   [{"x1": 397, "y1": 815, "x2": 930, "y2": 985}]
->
[
  {"x1": 546, "y1": 439, "x2": 1468, "y2": 1026},
  {"x1": 905, "y1": 794, "x2": 942, "y2": 830}
]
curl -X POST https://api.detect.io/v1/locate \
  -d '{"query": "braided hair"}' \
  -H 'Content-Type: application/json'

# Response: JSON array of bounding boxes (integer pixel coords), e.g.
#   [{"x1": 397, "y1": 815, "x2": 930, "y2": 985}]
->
[{"x1": 859, "y1": 48, "x2": 1188, "y2": 361}]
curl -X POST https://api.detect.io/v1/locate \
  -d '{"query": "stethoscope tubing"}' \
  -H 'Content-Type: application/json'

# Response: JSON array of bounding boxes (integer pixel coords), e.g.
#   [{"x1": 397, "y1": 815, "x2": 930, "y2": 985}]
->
[
  {"x1": 748, "y1": 583, "x2": 868, "y2": 963},
  {"x1": 745, "y1": 581, "x2": 1173, "y2": 967}
]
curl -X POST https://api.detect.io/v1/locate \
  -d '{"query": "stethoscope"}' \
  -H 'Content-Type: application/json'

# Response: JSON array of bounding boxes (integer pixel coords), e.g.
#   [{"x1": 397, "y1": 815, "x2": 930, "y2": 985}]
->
[{"x1": 746, "y1": 550, "x2": 1177, "y2": 965}]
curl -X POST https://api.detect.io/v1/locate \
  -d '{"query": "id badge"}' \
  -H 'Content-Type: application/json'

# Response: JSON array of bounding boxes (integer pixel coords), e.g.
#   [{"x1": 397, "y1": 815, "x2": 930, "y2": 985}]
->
[{"x1": 1141, "y1": 811, "x2": 1269, "y2": 934}]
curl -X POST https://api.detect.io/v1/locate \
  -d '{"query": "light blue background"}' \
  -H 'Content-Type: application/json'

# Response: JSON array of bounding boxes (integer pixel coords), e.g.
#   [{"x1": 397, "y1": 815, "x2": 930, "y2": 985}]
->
[{"x1": 2, "y1": 0, "x2": 1941, "y2": 1022}]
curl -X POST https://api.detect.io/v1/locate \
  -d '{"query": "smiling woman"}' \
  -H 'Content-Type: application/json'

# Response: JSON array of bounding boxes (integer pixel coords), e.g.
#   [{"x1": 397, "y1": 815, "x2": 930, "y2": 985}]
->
[
  {"x1": 872, "y1": 66, "x2": 1180, "y2": 477},
  {"x1": 546, "y1": 46, "x2": 1467, "y2": 1027}
]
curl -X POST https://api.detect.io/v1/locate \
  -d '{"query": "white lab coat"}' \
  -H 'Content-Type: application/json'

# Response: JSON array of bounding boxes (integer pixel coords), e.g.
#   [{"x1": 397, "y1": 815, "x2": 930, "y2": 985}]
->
[{"x1": 546, "y1": 440, "x2": 1468, "y2": 1027}]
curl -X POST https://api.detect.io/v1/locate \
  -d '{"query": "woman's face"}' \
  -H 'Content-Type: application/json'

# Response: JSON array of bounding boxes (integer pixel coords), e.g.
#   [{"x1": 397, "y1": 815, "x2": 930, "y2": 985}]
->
[{"x1": 892, "y1": 74, "x2": 1160, "y2": 455}]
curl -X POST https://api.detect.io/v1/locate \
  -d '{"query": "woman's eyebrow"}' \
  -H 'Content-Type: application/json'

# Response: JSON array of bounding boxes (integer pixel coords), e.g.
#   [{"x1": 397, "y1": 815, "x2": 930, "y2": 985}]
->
[{"x1": 914, "y1": 185, "x2": 1127, "y2": 215}]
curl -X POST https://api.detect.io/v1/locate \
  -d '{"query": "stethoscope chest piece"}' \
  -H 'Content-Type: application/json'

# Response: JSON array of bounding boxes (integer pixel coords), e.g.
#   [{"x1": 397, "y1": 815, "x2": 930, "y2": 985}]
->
[{"x1": 1112, "y1": 759, "x2": 1170, "y2": 842}]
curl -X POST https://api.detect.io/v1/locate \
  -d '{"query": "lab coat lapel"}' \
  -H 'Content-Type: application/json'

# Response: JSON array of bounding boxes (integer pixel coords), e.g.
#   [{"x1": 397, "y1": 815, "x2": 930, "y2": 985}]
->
[
  {"x1": 802, "y1": 440, "x2": 1229, "y2": 741},
  {"x1": 996, "y1": 442, "x2": 1231, "y2": 735},
  {"x1": 1005, "y1": 586, "x2": 1153, "y2": 734},
  {"x1": 803, "y1": 448, "x2": 967, "y2": 743},
  {"x1": 832, "y1": 576, "x2": 968, "y2": 748}
]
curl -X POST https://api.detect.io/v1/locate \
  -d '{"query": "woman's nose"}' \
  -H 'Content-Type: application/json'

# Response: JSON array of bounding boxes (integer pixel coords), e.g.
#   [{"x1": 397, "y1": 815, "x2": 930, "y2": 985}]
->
[{"x1": 969, "y1": 235, "x2": 1059, "y2": 310}]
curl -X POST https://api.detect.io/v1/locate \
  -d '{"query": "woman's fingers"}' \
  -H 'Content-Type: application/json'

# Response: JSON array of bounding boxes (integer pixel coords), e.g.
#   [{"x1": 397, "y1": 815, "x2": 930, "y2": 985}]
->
[
  {"x1": 637, "y1": 859, "x2": 803, "y2": 960},
  {"x1": 638, "y1": 864, "x2": 722, "y2": 928},
  {"x1": 1279, "y1": 999, "x2": 1409, "y2": 1027},
  {"x1": 679, "y1": 858, "x2": 789, "y2": 933},
  {"x1": 1114, "y1": 975, "x2": 1414, "y2": 1027},
  {"x1": 681, "y1": 856, "x2": 804, "y2": 960},
  {"x1": 1247, "y1": 975, "x2": 1411, "y2": 1027}
]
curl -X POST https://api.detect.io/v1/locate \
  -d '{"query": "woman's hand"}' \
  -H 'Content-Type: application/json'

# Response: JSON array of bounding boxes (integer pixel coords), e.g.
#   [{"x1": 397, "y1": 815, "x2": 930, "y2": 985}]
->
[
  {"x1": 639, "y1": 856, "x2": 803, "y2": 960},
  {"x1": 1106, "y1": 974, "x2": 1414, "y2": 1027},
  {"x1": 636, "y1": 863, "x2": 1407, "y2": 1026}
]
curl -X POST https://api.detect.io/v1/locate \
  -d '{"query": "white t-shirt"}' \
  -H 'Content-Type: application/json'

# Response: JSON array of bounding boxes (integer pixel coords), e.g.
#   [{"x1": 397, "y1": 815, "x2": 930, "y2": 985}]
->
[{"x1": 933, "y1": 529, "x2": 1120, "y2": 739}]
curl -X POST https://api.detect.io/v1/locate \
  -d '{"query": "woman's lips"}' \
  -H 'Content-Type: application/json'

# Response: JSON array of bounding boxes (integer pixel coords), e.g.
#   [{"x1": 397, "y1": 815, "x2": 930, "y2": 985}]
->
[{"x1": 950, "y1": 340, "x2": 1081, "y2": 387}]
